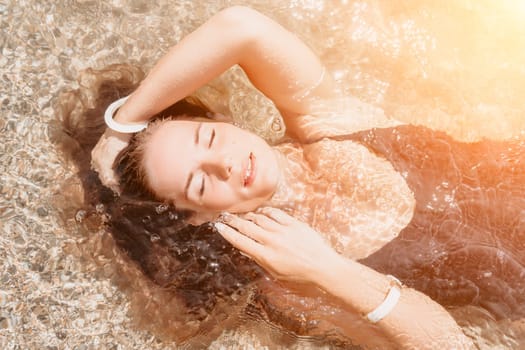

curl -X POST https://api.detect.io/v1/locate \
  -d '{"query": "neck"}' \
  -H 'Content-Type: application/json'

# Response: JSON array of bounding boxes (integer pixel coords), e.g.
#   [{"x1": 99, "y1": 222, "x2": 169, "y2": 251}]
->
[{"x1": 263, "y1": 144, "x2": 313, "y2": 217}]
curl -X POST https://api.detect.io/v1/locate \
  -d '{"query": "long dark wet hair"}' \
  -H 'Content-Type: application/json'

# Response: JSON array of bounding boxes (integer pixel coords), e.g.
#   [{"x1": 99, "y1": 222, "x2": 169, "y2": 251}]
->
[
  {"x1": 54, "y1": 64, "x2": 525, "y2": 346},
  {"x1": 54, "y1": 64, "x2": 266, "y2": 344},
  {"x1": 55, "y1": 64, "x2": 365, "y2": 348}
]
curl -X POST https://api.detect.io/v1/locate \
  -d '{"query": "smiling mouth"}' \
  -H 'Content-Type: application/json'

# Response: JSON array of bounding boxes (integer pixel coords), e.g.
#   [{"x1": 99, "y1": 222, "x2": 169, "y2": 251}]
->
[{"x1": 243, "y1": 152, "x2": 256, "y2": 187}]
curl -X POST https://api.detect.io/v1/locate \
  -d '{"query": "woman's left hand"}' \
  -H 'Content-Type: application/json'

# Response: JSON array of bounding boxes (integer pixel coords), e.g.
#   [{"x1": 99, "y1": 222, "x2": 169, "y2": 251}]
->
[
  {"x1": 91, "y1": 128, "x2": 132, "y2": 192},
  {"x1": 215, "y1": 207, "x2": 340, "y2": 284}
]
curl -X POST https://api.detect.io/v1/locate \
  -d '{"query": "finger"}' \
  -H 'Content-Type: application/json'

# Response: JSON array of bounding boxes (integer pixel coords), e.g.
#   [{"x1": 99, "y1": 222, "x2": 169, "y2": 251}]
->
[
  {"x1": 214, "y1": 222, "x2": 263, "y2": 259},
  {"x1": 243, "y1": 212, "x2": 283, "y2": 232},
  {"x1": 259, "y1": 207, "x2": 296, "y2": 225},
  {"x1": 109, "y1": 183, "x2": 122, "y2": 195},
  {"x1": 99, "y1": 173, "x2": 114, "y2": 187},
  {"x1": 98, "y1": 172, "x2": 120, "y2": 193},
  {"x1": 220, "y1": 213, "x2": 268, "y2": 244}
]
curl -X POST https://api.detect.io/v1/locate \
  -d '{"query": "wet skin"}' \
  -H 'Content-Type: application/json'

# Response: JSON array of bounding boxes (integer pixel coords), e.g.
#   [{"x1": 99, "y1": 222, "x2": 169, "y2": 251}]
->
[{"x1": 143, "y1": 120, "x2": 282, "y2": 213}]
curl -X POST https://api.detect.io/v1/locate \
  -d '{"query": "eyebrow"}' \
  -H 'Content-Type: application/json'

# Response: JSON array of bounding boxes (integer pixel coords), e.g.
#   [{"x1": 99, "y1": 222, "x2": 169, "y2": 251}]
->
[{"x1": 184, "y1": 123, "x2": 203, "y2": 200}]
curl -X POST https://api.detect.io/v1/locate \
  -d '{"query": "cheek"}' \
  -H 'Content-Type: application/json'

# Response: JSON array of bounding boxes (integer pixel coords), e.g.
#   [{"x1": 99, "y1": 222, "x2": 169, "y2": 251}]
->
[
  {"x1": 172, "y1": 181, "x2": 237, "y2": 212},
  {"x1": 203, "y1": 185, "x2": 239, "y2": 211}
]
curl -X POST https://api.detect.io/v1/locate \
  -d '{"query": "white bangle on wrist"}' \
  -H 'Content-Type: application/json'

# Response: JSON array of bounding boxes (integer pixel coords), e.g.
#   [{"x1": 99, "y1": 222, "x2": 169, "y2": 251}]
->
[
  {"x1": 366, "y1": 275, "x2": 402, "y2": 323},
  {"x1": 104, "y1": 96, "x2": 148, "y2": 133}
]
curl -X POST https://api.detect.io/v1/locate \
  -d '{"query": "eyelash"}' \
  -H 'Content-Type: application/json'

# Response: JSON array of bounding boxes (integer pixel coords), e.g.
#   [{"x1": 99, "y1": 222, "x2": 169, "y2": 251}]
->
[
  {"x1": 199, "y1": 174, "x2": 206, "y2": 197},
  {"x1": 196, "y1": 127, "x2": 214, "y2": 198},
  {"x1": 208, "y1": 129, "x2": 215, "y2": 148}
]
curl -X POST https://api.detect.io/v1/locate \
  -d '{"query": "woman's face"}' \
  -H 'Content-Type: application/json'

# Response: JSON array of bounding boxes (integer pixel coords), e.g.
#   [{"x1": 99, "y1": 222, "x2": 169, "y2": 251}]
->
[{"x1": 143, "y1": 119, "x2": 281, "y2": 213}]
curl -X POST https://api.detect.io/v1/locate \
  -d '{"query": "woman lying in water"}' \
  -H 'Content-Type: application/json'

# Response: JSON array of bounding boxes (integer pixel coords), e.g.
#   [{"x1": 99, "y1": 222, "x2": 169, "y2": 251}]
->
[{"x1": 69, "y1": 5, "x2": 525, "y2": 349}]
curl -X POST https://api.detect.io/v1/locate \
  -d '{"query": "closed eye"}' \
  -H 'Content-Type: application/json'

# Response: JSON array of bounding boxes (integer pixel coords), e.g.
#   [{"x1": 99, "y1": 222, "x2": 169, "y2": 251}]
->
[
  {"x1": 199, "y1": 175, "x2": 206, "y2": 197},
  {"x1": 208, "y1": 128, "x2": 215, "y2": 148}
]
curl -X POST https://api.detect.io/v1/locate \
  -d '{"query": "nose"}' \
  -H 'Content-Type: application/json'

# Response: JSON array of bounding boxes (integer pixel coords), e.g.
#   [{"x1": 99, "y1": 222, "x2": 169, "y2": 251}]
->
[{"x1": 202, "y1": 155, "x2": 232, "y2": 180}]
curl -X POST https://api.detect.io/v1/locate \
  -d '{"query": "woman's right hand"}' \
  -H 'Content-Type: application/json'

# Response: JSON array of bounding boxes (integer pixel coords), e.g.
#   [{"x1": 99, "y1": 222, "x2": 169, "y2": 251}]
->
[{"x1": 91, "y1": 128, "x2": 133, "y2": 192}]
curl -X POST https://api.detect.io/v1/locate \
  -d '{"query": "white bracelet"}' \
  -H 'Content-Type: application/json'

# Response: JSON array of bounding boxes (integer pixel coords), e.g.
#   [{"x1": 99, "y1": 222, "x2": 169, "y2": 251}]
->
[
  {"x1": 104, "y1": 96, "x2": 148, "y2": 133},
  {"x1": 366, "y1": 275, "x2": 402, "y2": 323}
]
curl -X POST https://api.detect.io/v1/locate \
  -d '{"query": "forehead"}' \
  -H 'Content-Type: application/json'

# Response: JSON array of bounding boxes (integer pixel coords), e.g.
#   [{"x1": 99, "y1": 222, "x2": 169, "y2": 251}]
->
[{"x1": 143, "y1": 120, "x2": 199, "y2": 201}]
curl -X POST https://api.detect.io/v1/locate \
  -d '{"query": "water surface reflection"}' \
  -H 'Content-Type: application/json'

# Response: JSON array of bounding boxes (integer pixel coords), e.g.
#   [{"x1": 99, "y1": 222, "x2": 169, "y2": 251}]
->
[{"x1": 1, "y1": 0, "x2": 525, "y2": 348}]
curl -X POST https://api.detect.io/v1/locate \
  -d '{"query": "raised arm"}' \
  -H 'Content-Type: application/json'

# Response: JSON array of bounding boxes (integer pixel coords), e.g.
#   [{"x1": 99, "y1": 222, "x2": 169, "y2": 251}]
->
[
  {"x1": 215, "y1": 208, "x2": 474, "y2": 350},
  {"x1": 92, "y1": 6, "x2": 334, "y2": 190},
  {"x1": 115, "y1": 5, "x2": 333, "y2": 124}
]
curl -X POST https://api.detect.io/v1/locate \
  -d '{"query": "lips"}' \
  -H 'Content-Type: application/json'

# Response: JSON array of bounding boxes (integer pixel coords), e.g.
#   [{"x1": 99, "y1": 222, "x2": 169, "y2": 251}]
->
[{"x1": 243, "y1": 152, "x2": 256, "y2": 187}]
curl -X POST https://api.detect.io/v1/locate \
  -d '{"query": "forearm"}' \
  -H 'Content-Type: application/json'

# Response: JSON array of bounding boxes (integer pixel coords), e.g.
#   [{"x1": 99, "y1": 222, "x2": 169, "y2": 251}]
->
[
  {"x1": 115, "y1": 6, "x2": 332, "y2": 124},
  {"x1": 314, "y1": 254, "x2": 473, "y2": 349}
]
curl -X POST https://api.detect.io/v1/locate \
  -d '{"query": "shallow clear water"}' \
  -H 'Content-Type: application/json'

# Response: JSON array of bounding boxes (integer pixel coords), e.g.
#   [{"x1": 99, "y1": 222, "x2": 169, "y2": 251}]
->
[{"x1": 1, "y1": 0, "x2": 525, "y2": 348}]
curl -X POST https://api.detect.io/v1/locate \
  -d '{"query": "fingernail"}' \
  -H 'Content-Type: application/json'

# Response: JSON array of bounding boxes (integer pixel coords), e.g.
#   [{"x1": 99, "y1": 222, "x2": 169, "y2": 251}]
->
[
  {"x1": 219, "y1": 212, "x2": 232, "y2": 223},
  {"x1": 239, "y1": 251, "x2": 251, "y2": 259},
  {"x1": 214, "y1": 222, "x2": 226, "y2": 231}
]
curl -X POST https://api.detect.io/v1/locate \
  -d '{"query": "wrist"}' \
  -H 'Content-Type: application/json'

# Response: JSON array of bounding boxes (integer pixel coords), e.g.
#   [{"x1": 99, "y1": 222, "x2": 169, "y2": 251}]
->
[
  {"x1": 316, "y1": 256, "x2": 396, "y2": 317},
  {"x1": 104, "y1": 127, "x2": 133, "y2": 143},
  {"x1": 113, "y1": 83, "x2": 158, "y2": 124},
  {"x1": 104, "y1": 96, "x2": 148, "y2": 133},
  {"x1": 113, "y1": 100, "x2": 147, "y2": 124},
  {"x1": 310, "y1": 250, "x2": 347, "y2": 287}
]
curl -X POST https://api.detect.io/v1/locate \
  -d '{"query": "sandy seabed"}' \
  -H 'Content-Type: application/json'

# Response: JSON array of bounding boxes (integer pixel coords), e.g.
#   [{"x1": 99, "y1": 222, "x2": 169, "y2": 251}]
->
[
  {"x1": 0, "y1": 1, "x2": 333, "y2": 348},
  {"x1": 1, "y1": 0, "x2": 525, "y2": 349}
]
